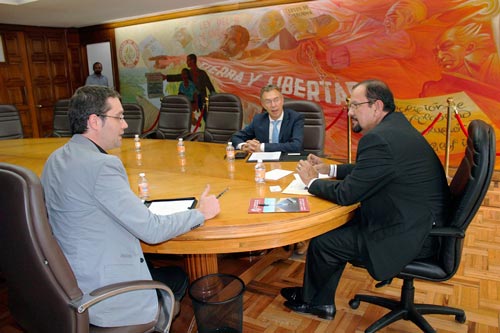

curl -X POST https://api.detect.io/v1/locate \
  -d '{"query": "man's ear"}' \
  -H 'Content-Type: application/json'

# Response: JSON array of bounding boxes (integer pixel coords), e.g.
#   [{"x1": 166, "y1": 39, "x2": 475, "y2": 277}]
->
[{"x1": 87, "y1": 114, "x2": 101, "y2": 130}]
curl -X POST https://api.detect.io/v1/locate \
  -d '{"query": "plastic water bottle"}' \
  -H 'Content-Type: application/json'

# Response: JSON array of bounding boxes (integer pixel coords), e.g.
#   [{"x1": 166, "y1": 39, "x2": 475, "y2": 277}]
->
[
  {"x1": 138, "y1": 172, "x2": 149, "y2": 200},
  {"x1": 177, "y1": 138, "x2": 185, "y2": 157},
  {"x1": 134, "y1": 134, "x2": 141, "y2": 152},
  {"x1": 226, "y1": 141, "x2": 235, "y2": 161},
  {"x1": 255, "y1": 159, "x2": 266, "y2": 183}
]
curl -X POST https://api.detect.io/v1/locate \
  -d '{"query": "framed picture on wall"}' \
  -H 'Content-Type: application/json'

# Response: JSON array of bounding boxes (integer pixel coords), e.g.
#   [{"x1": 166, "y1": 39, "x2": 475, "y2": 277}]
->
[{"x1": 0, "y1": 34, "x2": 6, "y2": 63}]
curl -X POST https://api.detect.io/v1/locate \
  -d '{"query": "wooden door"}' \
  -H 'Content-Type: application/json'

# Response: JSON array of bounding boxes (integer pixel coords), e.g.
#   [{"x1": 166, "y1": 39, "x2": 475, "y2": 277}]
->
[
  {"x1": 0, "y1": 31, "x2": 36, "y2": 137},
  {"x1": 25, "y1": 29, "x2": 71, "y2": 137}
]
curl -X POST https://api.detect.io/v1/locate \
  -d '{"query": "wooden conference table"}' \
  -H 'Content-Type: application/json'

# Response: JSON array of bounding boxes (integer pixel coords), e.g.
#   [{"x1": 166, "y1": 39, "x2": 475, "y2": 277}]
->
[{"x1": 0, "y1": 137, "x2": 358, "y2": 283}]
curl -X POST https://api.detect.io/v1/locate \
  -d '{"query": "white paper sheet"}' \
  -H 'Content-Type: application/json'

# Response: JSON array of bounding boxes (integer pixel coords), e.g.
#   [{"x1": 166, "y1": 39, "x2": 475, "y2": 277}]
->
[
  {"x1": 265, "y1": 169, "x2": 293, "y2": 180},
  {"x1": 248, "y1": 151, "x2": 281, "y2": 162},
  {"x1": 147, "y1": 199, "x2": 195, "y2": 215}
]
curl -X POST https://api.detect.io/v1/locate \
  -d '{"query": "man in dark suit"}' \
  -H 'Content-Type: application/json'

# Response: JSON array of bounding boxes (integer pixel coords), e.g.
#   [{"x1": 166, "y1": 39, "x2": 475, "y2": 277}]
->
[
  {"x1": 281, "y1": 79, "x2": 450, "y2": 320},
  {"x1": 231, "y1": 84, "x2": 304, "y2": 153}
]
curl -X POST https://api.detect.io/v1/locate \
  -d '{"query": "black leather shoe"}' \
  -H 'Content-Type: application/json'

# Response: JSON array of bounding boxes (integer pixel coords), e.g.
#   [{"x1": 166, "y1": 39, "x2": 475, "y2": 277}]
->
[
  {"x1": 284, "y1": 300, "x2": 336, "y2": 320},
  {"x1": 280, "y1": 287, "x2": 304, "y2": 303}
]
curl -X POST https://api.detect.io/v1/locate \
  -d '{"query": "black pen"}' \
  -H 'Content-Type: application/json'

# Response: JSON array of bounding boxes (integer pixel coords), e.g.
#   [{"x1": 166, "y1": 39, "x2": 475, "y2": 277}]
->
[
  {"x1": 258, "y1": 204, "x2": 269, "y2": 206},
  {"x1": 216, "y1": 187, "x2": 229, "y2": 199}
]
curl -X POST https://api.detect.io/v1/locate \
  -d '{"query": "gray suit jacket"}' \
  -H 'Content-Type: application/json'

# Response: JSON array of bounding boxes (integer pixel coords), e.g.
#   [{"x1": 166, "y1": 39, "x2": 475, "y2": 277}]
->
[{"x1": 41, "y1": 135, "x2": 204, "y2": 327}]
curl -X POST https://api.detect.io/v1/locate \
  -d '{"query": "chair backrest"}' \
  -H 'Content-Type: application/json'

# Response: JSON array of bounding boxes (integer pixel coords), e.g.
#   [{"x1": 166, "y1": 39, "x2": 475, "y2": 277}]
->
[
  {"x1": 0, "y1": 163, "x2": 88, "y2": 333},
  {"x1": 0, "y1": 104, "x2": 24, "y2": 140},
  {"x1": 205, "y1": 93, "x2": 243, "y2": 143},
  {"x1": 122, "y1": 103, "x2": 145, "y2": 138},
  {"x1": 283, "y1": 99, "x2": 325, "y2": 155},
  {"x1": 441, "y1": 120, "x2": 496, "y2": 274},
  {"x1": 52, "y1": 99, "x2": 72, "y2": 137},
  {"x1": 156, "y1": 95, "x2": 192, "y2": 139}
]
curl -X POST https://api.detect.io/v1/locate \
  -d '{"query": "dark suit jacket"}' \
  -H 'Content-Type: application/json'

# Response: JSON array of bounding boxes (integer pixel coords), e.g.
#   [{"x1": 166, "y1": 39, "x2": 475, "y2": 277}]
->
[
  {"x1": 231, "y1": 108, "x2": 304, "y2": 152},
  {"x1": 308, "y1": 112, "x2": 450, "y2": 280}
]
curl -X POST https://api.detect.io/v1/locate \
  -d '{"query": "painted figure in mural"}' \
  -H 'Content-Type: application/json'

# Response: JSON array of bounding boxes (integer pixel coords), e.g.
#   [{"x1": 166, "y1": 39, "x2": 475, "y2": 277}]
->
[
  {"x1": 431, "y1": 23, "x2": 500, "y2": 85},
  {"x1": 323, "y1": 0, "x2": 427, "y2": 70},
  {"x1": 257, "y1": 10, "x2": 299, "y2": 50},
  {"x1": 178, "y1": 68, "x2": 199, "y2": 122},
  {"x1": 281, "y1": 79, "x2": 449, "y2": 321},
  {"x1": 158, "y1": 54, "x2": 216, "y2": 118},
  {"x1": 231, "y1": 84, "x2": 304, "y2": 153},
  {"x1": 207, "y1": 25, "x2": 251, "y2": 60},
  {"x1": 85, "y1": 62, "x2": 109, "y2": 87}
]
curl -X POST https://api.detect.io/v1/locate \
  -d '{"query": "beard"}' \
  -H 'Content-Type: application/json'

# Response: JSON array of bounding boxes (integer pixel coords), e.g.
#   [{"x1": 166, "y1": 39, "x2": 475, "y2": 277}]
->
[{"x1": 352, "y1": 122, "x2": 362, "y2": 133}]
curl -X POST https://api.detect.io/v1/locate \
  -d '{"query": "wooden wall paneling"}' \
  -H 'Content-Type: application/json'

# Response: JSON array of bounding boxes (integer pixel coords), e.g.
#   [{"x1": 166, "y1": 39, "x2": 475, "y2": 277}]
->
[{"x1": 0, "y1": 30, "x2": 36, "y2": 137}]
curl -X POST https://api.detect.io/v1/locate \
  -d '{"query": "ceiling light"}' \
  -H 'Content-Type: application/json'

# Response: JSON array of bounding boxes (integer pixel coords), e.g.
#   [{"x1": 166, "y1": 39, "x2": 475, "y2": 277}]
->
[{"x1": 0, "y1": 0, "x2": 38, "y2": 5}]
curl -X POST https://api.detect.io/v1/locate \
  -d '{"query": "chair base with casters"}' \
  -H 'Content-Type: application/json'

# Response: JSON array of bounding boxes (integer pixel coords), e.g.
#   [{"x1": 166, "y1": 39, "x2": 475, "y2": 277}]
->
[{"x1": 349, "y1": 277, "x2": 466, "y2": 333}]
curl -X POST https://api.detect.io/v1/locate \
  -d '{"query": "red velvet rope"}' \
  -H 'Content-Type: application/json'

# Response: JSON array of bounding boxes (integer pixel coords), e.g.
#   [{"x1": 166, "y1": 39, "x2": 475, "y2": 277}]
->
[
  {"x1": 192, "y1": 104, "x2": 206, "y2": 133},
  {"x1": 325, "y1": 107, "x2": 346, "y2": 131},
  {"x1": 453, "y1": 108, "x2": 468, "y2": 138},
  {"x1": 421, "y1": 112, "x2": 443, "y2": 136}
]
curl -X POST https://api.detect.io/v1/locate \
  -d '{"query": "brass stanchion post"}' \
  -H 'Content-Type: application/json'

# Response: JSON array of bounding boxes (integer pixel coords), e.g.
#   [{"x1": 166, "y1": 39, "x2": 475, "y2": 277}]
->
[
  {"x1": 445, "y1": 97, "x2": 453, "y2": 178},
  {"x1": 346, "y1": 97, "x2": 352, "y2": 164}
]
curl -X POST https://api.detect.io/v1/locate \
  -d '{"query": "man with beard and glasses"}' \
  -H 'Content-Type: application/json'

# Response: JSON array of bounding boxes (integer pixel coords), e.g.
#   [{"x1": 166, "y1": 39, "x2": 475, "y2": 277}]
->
[{"x1": 280, "y1": 79, "x2": 450, "y2": 321}]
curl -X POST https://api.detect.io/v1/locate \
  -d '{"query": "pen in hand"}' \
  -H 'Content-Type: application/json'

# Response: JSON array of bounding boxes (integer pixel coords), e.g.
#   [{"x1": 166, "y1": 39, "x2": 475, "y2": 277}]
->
[{"x1": 216, "y1": 187, "x2": 229, "y2": 199}]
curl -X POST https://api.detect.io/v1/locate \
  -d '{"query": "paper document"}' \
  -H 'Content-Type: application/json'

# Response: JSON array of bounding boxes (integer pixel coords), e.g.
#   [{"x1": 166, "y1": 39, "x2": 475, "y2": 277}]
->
[
  {"x1": 248, "y1": 151, "x2": 281, "y2": 162},
  {"x1": 265, "y1": 169, "x2": 293, "y2": 180},
  {"x1": 146, "y1": 199, "x2": 196, "y2": 215},
  {"x1": 282, "y1": 179, "x2": 310, "y2": 196}
]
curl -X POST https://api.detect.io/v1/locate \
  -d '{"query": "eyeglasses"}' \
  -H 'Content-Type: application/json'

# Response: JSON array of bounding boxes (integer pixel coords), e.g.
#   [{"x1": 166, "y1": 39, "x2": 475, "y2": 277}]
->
[
  {"x1": 99, "y1": 114, "x2": 125, "y2": 121},
  {"x1": 348, "y1": 101, "x2": 373, "y2": 110},
  {"x1": 263, "y1": 97, "x2": 281, "y2": 106}
]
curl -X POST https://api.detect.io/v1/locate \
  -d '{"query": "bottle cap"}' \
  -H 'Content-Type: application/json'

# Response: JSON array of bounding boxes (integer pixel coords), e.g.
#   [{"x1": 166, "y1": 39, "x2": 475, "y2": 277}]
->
[
  {"x1": 139, "y1": 172, "x2": 145, "y2": 177},
  {"x1": 257, "y1": 159, "x2": 263, "y2": 163},
  {"x1": 179, "y1": 138, "x2": 183, "y2": 142},
  {"x1": 135, "y1": 134, "x2": 139, "y2": 138}
]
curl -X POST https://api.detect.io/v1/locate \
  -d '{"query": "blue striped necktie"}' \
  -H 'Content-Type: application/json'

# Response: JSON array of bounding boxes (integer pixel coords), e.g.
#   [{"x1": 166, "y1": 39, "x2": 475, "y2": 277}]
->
[{"x1": 272, "y1": 120, "x2": 281, "y2": 143}]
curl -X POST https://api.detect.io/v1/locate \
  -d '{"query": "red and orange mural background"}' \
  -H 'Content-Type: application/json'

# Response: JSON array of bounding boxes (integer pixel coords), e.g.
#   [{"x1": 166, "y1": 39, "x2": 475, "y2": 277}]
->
[{"x1": 116, "y1": 0, "x2": 500, "y2": 166}]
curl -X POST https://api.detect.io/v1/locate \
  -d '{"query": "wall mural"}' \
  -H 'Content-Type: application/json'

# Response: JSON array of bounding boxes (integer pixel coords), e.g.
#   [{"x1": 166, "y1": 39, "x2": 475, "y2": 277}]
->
[{"x1": 115, "y1": 0, "x2": 500, "y2": 165}]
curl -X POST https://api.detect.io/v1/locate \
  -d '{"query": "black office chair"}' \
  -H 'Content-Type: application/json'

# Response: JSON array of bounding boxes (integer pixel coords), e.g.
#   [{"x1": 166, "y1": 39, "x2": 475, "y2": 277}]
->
[
  {"x1": 123, "y1": 103, "x2": 145, "y2": 138},
  {"x1": 147, "y1": 95, "x2": 192, "y2": 139},
  {"x1": 0, "y1": 104, "x2": 24, "y2": 140},
  {"x1": 349, "y1": 119, "x2": 496, "y2": 333},
  {"x1": 52, "y1": 99, "x2": 72, "y2": 137},
  {"x1": 0, "y1": 162, "x2": 176, "y2": 333},
  {"x1": 185, "y1": 93, "x2": 243, "y2": 143},
  {"x1": 283, "y1": 99, "x2": 325, "y2": 156}
]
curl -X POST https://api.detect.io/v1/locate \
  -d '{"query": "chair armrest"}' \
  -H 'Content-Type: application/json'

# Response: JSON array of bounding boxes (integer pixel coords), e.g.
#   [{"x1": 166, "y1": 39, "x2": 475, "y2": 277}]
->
[
  {"x1": 429, "y1": 226, "x2": 465, "y2": 238},
  {"x1": 70, "y1": 280, "x2": 175, "y2": 333},
  {"x1": 181, "y1": 131, "x2": 204, "y2": 141}
]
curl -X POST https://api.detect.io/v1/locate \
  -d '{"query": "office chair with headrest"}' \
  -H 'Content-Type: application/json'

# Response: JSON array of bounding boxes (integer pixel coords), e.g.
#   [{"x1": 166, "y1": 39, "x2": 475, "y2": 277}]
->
[
  {"x1": 0, "y1": 162, "x2": 176, "y2": 333},
  {"x1": 184, "y1": 93, "x2": 243, "y2": 143},
  {"x1": 348, "y1": 119, "x2": 496, "y2": 333},
  {"x1": 52, "y1": 99, "x2": 72, "y2": 137},
  {"x1": 283, "y1": 99, "x2": 325, "y2": 156},
  {"x1": 0, "y1": 104, "x2": 24, "y2": 140},
  {"x1": 147, "y1": 95, "x2": 192, "y2": 139},
  {"x1": 122, "y1": 103, "x2": 145, "y2": 138}
]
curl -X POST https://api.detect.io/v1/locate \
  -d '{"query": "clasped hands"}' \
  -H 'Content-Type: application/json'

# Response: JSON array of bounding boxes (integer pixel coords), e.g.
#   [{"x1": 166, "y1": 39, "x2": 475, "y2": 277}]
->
[
  {"x1": 296, "y1": 154, "x2": 330, "y2": 186},
  {"x1": 241, "y1": 139, "x2": 262, "y2": 152}
]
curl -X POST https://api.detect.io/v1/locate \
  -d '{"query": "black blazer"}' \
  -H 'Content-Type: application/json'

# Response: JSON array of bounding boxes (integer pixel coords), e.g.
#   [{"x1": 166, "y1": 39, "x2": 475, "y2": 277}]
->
[
  {"x1": 230, "y1": 108, "x2": 304, "y2": 153},
  {"x1": 308, "y1": 112, "x2": 450, "y2": 280}
]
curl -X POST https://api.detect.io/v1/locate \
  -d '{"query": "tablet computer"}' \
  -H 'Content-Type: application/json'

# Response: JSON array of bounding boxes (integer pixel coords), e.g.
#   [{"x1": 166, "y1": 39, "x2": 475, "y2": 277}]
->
[{"x1": 144, "y1": 197, "x2": 197, "y2": 215}]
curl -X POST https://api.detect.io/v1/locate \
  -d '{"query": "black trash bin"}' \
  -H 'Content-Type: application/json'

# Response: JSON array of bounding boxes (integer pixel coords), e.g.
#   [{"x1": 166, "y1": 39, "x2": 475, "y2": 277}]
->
[{"x1": 189, "y1": 273, "x2": 245, "y2": 333}]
